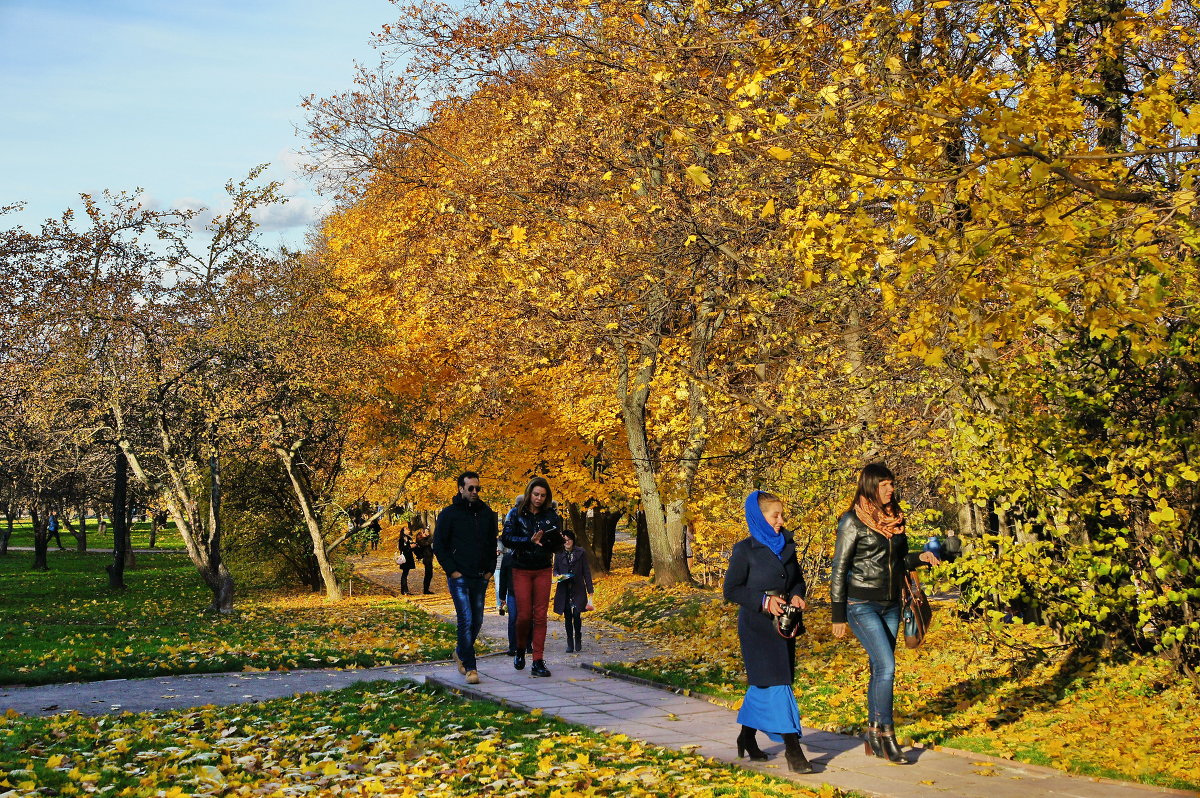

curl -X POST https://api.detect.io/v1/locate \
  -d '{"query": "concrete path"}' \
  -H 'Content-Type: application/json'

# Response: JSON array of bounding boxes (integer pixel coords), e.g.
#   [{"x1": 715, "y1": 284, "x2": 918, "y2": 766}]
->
[{"x1": 1, "y1": 561, "x2": 1191, "y2": 798}]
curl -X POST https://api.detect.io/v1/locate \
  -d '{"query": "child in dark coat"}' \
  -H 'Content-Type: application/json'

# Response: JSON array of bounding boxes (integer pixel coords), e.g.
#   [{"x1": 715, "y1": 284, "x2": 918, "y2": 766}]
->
[{"x1": 552, "y1": 531, "x2": 594, "y2": 653}]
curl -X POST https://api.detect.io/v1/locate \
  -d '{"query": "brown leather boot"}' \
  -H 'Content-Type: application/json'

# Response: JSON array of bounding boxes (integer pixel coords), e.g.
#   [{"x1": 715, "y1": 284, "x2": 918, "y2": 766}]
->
[{"x1": 864, "y1": 723, "x2": 885, "y2": 758}]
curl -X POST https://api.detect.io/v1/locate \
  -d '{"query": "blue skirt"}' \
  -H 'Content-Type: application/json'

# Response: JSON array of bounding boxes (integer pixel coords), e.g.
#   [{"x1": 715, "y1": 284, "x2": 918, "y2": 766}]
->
[{"x1": 737, "y1": 685, "x2": 802, "y2": 742}]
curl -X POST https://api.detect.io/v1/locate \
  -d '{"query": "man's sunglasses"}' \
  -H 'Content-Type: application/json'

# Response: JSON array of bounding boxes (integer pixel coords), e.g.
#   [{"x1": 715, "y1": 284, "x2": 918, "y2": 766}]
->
[{"x1": 465, "y1": 485, "x2": 481, "y2": 493}]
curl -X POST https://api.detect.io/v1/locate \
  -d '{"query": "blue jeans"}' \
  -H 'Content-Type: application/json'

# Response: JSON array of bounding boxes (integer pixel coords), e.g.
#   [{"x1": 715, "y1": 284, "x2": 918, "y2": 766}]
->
[
  {"x1": 846, "y1": 599, "x2": 901, "y2": 725},
  {"x1": 506, "y1": 592, "x2": 518, "y2": 652},
  {"x1": 447, "y1": 575, "x2": 487, "y2": 670}
]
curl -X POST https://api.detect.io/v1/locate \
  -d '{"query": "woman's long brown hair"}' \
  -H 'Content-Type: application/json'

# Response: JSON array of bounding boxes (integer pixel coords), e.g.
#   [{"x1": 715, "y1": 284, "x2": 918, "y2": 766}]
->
[
  {"x1": 519, "y1": 476, "x2": 553, "y2": 513},
  {"x1": 850, "y1": 462, "x2": 900, "y2": 515}
]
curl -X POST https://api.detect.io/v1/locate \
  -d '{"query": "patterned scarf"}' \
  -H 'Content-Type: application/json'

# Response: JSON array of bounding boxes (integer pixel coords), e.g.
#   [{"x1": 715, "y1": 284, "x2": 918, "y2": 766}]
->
[{"x1": 854, "y1": 497, "x2": 906, "y2": 539}]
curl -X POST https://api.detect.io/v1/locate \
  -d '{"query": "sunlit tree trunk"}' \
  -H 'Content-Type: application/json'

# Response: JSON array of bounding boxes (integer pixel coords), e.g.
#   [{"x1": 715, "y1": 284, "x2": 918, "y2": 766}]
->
[
  {"x1": 616, "y1": 339, "x2": 691, "y2": 585},
  {"x1": 277, "y1": 439, "x2": 343, "y2": 601}
]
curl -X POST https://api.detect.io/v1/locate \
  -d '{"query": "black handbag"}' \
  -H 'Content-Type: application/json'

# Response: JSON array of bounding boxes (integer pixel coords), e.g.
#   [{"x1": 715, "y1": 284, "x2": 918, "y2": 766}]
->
[{"x1": 901, "y1": 572, "x2": 933, "y2": 649}]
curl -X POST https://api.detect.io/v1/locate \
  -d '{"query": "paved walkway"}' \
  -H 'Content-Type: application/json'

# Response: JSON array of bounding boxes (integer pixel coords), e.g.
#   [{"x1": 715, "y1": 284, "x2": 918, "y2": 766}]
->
[{"x1": 1, "y1": 560, "x2": 1192, "y2": 798}]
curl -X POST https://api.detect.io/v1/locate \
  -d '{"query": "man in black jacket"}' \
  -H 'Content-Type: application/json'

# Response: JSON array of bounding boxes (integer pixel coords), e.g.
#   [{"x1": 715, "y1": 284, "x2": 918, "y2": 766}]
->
[{"x1": 433, "y1": 471, "x2": 497, "y2": 684}]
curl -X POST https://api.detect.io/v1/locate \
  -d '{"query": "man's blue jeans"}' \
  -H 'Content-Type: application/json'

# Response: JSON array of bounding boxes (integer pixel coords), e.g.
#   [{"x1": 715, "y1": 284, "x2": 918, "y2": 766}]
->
[
  {"x1": 506, "y1": 592, "x2": 518, "y2": 653},
  {"x1": 846, "y1": 599, "x2": 901, "y2": 725},
  {"x1": 447, "y1": 575, "x2": 487, "y2": 671}
]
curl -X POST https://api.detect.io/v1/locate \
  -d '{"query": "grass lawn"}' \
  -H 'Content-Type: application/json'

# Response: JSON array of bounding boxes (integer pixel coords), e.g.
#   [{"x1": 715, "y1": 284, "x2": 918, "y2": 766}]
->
[
  {"x1": 0, "y1": 552, "x2": 457, "y2": 686},
  {"x1": 598, "y1": 583, "x2": 1199, "y2": 792},
  {"x1": 0, "y1": 681, "x2": 838, "y2": 797},
  {"x1": 2, "y1": 519, "x2": 186, "y2": 551}
]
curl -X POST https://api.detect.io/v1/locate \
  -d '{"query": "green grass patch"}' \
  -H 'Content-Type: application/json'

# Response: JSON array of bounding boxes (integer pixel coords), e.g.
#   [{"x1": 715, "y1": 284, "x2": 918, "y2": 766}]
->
[
  {"x1": 599, "y1": 583, "x2": 1198, "y2": 791},
  {"x1": 1, "y1": 519, "x2": 186, "y2": 551},
  {"x1": 0, "y1": 681, "x2": 840, "y2": 797},
  {"x1": 0, "y1": 552, "x2": 457, "y2": 686}
]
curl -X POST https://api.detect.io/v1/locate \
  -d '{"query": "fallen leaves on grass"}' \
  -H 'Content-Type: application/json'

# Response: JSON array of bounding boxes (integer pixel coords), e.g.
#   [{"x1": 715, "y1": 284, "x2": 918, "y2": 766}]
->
[
  {"x1": 0, "y1": 555, "x2": 457, "y2": 686},
  {"x1": 0, "y1": 682, "x2": 838, "y2": 797}
]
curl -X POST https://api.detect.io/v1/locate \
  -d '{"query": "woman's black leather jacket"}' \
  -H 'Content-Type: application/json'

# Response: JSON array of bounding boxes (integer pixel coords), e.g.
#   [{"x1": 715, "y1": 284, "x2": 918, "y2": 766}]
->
[{"x1": 829, "y1": 510, "x2": 924, "y2": 623}]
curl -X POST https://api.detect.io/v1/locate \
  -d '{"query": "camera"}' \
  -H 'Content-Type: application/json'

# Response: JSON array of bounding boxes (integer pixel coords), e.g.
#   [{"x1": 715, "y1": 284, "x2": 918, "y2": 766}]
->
[{"x1": 765, "y1": 590, "x2": 806, "y2": 638}]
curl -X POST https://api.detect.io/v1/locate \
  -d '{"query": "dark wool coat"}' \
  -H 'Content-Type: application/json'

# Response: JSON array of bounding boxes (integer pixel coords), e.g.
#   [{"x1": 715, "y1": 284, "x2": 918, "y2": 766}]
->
[
  {"x1": 723, "y1": 534, "x2": 807, "y2": 687},
  {"x1": 433, "y1": 495, "x2": 498, "y2": 578},
  {"x1": 553, "y1": 546, "x2": 594, "y2": 615}
]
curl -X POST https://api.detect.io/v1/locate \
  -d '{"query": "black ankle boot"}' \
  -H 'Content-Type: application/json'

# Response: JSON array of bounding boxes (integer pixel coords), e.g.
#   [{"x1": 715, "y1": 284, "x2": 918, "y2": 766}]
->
[
  {"x1": 878, "y1": 724, "x2": 906, "y2": 763},
  {"x1": 782, "y1": 733, "x2": 813, "y2": 773},
  {"x1": 864, "y1": 723, "x2": 885, "y2": 758},
  {"x1": 735, "y1": 726, "x2": 769, "y2": 761}
]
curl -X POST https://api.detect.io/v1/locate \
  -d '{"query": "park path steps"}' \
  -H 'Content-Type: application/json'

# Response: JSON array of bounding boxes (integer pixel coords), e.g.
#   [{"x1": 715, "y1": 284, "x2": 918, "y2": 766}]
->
[{"x1": 2, "y1": 558, "x2": 1192, "y2": 798}]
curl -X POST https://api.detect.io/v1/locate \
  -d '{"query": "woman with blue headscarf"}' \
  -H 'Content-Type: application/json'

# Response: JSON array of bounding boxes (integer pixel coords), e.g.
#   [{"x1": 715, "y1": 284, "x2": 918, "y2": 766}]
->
[{"x1": 723, "y1": 490, "x2": 813, "y2": 773}]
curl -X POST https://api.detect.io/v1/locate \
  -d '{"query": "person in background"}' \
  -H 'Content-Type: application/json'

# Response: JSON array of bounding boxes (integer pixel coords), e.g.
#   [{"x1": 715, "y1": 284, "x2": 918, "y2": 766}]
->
[
  {"x1": 397, "y1": 520, "x2": 416, "y2": 595},
  {"x1": 410, "y1": 516, "x2": 435, "y2": 594},
  {"x1": 433, "y1": 472, "x2": 498, "y2": 685},
  {"x1": 497, "y1": 540, "x2": 520, "y2": 655},
  {"x1": 47, "y1": 510, "x2": 65, "y2": 550},
  {"x1": 723, "y1": 490, "x2": 813, "y2": 773},
  {"x1": 553, "y1": 529, "x2": 594, "y2": 653},
  {"x1": 502, "y1": 476, "x2": 564, "y2": 678},
  {"x1": 830, "y1": 462, "x2": 940, "y2": 763}
]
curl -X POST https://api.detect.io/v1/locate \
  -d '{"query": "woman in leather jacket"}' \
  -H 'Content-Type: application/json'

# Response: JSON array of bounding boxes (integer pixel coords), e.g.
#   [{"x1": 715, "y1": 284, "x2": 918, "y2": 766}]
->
[
  {"x1": 830, "y1": 463, "x2": 939, "y2": 763},
  {"x1": 501, "y1": 477, "x2": 564, "y2": 678}
]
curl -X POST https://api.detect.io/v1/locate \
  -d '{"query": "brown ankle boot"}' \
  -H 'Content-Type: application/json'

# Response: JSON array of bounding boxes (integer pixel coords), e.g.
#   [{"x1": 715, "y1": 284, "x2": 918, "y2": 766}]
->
[{"x1": 864, "y1": 723, "x2": 885, "y2": 758}]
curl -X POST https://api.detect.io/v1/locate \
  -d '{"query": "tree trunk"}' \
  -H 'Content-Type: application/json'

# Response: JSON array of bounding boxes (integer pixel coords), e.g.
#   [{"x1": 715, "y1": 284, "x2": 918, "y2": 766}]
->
[
  {"x1": 633, "y1": 510, "x2": 653, "y2": 576},
  {"x1": 108, "y1": 446, "x2": 129, "y2": 590},
  {"x1": 61, "y1": 510, "x2": 88, "y2": 552},
  {"x1": 956, "y1": 502, "x2": 973, "y2": 538},
  {"x1": 568, "y1": 503, "x2": 603, "y2": 575},
  {"x1": 843, "y1": 299, "x2": 879, "y2": 458},
  {"x1": 1094, "y1": 0, "x2": 1128, "y2": 151},
  {"x1": 616, "y1": 341, "x2": 691, "y2": 585},
  {"x1": 76, "y1": 502, "x2": 88, "y2": 551},
  {"x1": 31, "y1": 506, "x2": 49, "y2": 571},
  {"x1": 204, "y1": 449, "x2": 234, "y2": 613},
  {"x1": 592, "y1": 509, "x2": 622, "y2": 574},
  {"x1": 277, "y1": 442, "x2": 343, "y2": 601},
  {"x1": 149, "y1": 513, "x2": 159, "y2": 548},
  {"x1": 0, "y1": 508, "x2": 13, "y2": 556},
  {"x1": 116, "y1": 411, "x2": 237, "y2": 612}
]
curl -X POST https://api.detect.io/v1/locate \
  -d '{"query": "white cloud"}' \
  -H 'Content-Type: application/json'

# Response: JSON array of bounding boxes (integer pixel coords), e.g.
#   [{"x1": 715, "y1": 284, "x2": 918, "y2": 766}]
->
[{"x1": 253, "y1": 198, "x2": 321, "y2": 232}]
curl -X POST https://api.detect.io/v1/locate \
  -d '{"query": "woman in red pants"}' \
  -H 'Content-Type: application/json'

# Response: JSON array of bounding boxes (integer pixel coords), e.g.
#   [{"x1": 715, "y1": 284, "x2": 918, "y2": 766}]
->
[{"x1": 502, "y1": 477, "x2": 564, "y2": 677}]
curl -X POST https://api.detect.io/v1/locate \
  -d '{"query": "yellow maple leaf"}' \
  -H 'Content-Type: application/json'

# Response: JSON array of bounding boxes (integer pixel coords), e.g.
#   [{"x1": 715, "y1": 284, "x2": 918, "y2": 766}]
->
[{"x1": 684, "y1": 165, "x2": 712, "y2": 188}]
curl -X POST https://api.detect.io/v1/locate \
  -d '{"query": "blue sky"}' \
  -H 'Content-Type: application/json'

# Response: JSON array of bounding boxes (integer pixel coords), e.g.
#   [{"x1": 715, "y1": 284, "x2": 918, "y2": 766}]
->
[{"x1": 0, "y1": 0, "x2": 396, "y2": 249}]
